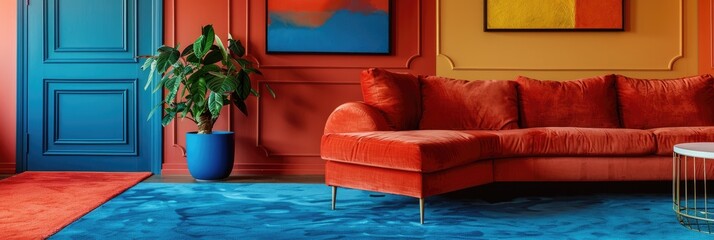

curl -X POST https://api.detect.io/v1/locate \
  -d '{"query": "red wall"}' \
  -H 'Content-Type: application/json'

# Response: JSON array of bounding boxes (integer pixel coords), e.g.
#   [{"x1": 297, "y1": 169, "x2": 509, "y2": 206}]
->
[
  {"x1": 162, "y1": 0, "x2": 436, "y2": 175},
  {"x1": 0, "y1": 0, "x2": 17, "y2": 174}
]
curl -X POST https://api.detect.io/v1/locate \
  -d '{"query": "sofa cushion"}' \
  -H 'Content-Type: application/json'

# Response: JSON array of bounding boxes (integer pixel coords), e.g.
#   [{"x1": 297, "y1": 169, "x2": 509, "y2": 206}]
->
[
  {"x1": 650, "y1": 127, "x2": 714, "y2": 155},
  {"x1": 320, "y1": 130, "x2": 500, "y2": 173},
  {"x1": 361, "y1": 68, "x2": 421, "y2": 130},
  {"x1": 616, "y1": 74, "x2": 714, "y2": 129},
  {"x1": 516, "y1": 75, "x2": 619, "y2": 128},
  {"x1": 473, "y1": 127, "x2": 655, "y2": 157},
  {"x1": 419, "y1": 76, "x2": 519, "y2": 130}
]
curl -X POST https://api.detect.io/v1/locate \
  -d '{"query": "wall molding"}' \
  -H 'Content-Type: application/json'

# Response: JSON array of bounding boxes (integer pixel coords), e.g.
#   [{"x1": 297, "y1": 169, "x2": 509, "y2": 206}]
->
[
  {"x1": 253, "y1": 0, "x2": 422, "y2": 69},
  {"x1": 437, "y1": 0, "x2": 685, "y2": 71},
  {"x1": 709, "y1": 0, "x2": 714, "y2": 69},
  {"x1": 168, "y1": 0, "x2": 186, "y2": 156},
  {"x1": 168, "y1": 0, "x2": 236, "y2": 156},
  {"x1": 255, "y1": 80, "x2": 359, "y2": 157},
  {"x1": 162, "y1": 161, "x2": 325, "y2": 175}
]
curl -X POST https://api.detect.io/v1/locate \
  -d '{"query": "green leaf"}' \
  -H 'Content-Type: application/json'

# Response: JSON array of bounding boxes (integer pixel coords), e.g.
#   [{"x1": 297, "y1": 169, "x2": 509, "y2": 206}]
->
[
  {"x1": 264, "y1": 83, "x2": 276, "y2": 99},
  {"x1": 193, "y1": 35, "x2": 206, "y2": 59},
  {"x1": 157, "y1": 45, "x2": 174, "y2": 53},
  {"x1": 186, "y1": 53, "x2": 199, "y2": 64},
  {"x1": 191, "y1": 104, "x2": 203, "y2": 119},
  {"x1": 206, "y1": 75, "x2": 238, "y2": 93},
  {"x1": 203, "y1": 50, "x2": 223, "y2": 65},
  {"x1": 181, "y1": 101, "x2": 191, "y2": 118},
  {"x1": 208, "y1": 92, "x2": 224, "y2": 118},
  {"x1": 207, "y1": 71, "x2": 228, "y2": 79},
  {"x1": 228, "y1": 38, "x2": 245, "y2": 58},
  {"x1": 202, "y1": 25, "x2": 215, "y2": 53},
  {"x1": 141, "y1": 57, "x2": 154, "y2": 71},
  {"x1": 156, "y1": 46, "x2": 179, "y2": 74},
  {"x1": 165, "y1": 74, "x2": 182, "y2": 104},
  {"x1": 201, "y1": 64, "x2": 221, "y2": 73},
  {"x1": 174, "y1": 102, "x2": 187, "y2": 117},
  {"x1": 192, "y1": 25, "x2": 215, "y2": 60},
  {"x1": 152, "y1": 73, "x2": 171, "y2": 93},
  {"x1": 214, "y1": 34, "x2": 229, "y2": 63},
  {"x1": 147, "y1": 102, "x2": 163, "y2": 121},
  {"x1": 243, "y1": 67, "x2": 262, "y2": 75},
  {"x1": 237, "y1": 70, "x2": 251, "y2": 99},
  {"x1": 203, "y1": 74, "x2": 221, "y2": 93},
  {"x1": 186, "y1": 69, "x2": 205, "y2": 85},
  {"x1": 161, "y1": 113, "x2": 176, "y2": 127},
  {"x1": 181, "y1": 44, "x2": 194, "y2": 57},
  {"x1": 231, "y1": 92, "x2": 249, "y2": 116},
  {"x1": 144, "y1": 60, "x2": 158, "y2": 90},
  {"x1": 235, "y1": 58, "x2": 251, "y2": 69},
  {"x1": 190, "y1": 77, "x2": 208, "y2": 117},
  {"x1": 250, "y1": 88, "x2": 259, "y2": 97}
]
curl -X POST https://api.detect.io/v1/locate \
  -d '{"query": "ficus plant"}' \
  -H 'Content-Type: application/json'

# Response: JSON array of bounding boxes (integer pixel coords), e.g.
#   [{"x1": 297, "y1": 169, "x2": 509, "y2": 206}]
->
[{"x1": 141, "y1": 25, "x2": 273, "y2": 134}]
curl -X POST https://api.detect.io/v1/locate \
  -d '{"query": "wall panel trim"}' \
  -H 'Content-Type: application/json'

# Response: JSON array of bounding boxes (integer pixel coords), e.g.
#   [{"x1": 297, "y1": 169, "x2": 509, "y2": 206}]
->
[
  {"x1": 255, "y1": 80, "x2": 359, "y2": 157},
  {"x1": 437, "y1": 0, "x2": 685, "y2": 71},
  {"x1": 709, "y1": 0, "x2": 714, "y2": 69},
  {"x1": 254, "y1": 0, "x2": 422, "y2": 69}
]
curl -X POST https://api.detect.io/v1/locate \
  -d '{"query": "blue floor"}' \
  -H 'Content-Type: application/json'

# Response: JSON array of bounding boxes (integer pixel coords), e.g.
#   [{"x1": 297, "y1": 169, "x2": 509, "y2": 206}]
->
[{"x1": 52, "y1": 183, "x2": 712, "y2": 239}]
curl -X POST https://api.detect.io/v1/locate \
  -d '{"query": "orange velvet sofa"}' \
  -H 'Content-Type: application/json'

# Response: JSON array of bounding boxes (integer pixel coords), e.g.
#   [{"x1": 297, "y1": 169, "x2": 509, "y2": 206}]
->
[{"x1": 321, "y1": 68, "x2": 714, "y2": 223}]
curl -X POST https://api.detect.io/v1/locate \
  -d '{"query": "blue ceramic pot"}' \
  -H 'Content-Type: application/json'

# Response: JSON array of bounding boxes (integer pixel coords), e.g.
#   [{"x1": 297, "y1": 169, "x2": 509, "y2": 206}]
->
[{"x1": 186, "y1": 131, "x2": 235, "y2": 180}]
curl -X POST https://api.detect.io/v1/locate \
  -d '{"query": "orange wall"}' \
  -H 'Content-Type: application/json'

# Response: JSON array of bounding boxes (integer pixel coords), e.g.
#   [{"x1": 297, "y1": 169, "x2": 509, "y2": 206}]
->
[
  {"x1": 438, "y1": 0, "x2": 699, "y2": 80},
  {"x1": 0, "y1": 0, "x2": 16, "y2": 173},
  {"x1": 162, "y1": 0, "x2": 436, "y2": 175},
  {"x1": 700, "y1": 0, "x2": 714, "y2": 74}
]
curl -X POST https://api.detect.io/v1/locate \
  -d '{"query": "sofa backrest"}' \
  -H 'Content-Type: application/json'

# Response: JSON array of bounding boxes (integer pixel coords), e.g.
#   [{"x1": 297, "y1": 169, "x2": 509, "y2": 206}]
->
[
  {"x1": 516, "y1": 75, "x2": 620, "y2": 128},
  {"x1": 616, "y1": 74, "x2": 714, "y2": 129},
  {"x1": 358, "y1": 68, "x2": 714, "y2": 131},
  {"x1": 360, "y1": 68, "x2": 421, "y2": 130},
  {"x1": 419, "y1": 76, "x2": 519, "y2": 130}
]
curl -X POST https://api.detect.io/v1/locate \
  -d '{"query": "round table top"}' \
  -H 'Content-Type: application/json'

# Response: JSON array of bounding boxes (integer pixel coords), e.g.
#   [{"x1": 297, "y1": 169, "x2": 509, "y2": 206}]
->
[{"x1": 674, "y1": 142, "x2": 714, "y2": 159}]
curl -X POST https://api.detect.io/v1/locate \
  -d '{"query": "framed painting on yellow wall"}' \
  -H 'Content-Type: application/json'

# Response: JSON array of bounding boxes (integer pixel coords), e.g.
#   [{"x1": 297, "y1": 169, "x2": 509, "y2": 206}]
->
[{"x1": 485, "y1": 0, "x2": 624, "y2": 31}]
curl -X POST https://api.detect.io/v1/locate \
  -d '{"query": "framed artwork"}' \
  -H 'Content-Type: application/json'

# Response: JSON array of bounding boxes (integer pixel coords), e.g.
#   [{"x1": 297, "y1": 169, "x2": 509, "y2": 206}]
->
[
  {"x1": 266, "y1": 0, "x2": 391, "y2": 54},
  {"x1": 484, "y1": 0, "x2": 624, "y2": 31}
]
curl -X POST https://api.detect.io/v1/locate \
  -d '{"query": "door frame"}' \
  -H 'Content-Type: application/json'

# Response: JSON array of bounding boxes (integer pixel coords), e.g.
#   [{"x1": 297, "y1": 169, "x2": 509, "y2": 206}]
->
[{"x1": 16, "y1": 0, "x2": 164, "y2": 174}]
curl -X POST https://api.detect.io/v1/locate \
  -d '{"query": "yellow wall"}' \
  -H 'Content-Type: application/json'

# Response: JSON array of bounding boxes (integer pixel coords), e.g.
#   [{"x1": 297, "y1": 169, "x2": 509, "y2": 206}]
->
[{"x1": 437, "y1": 0, "x2": 698, "y2": 80}]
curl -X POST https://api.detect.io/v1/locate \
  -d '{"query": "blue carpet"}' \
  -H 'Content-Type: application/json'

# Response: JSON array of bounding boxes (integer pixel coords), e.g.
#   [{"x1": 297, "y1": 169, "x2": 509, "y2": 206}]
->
[{"x1": 51, "y1": 183, "x2": 711, "y2": 239}]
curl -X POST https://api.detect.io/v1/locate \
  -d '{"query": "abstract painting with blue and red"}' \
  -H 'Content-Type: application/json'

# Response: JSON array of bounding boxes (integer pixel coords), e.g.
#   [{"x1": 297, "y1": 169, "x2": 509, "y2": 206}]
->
[{"x1": 267, "y1": 0, "x2": 390, "y2": 54}]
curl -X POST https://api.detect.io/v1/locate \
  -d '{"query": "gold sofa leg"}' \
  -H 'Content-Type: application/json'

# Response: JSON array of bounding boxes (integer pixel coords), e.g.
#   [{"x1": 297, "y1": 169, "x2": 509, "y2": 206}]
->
[
  {"x1": 419, "y1": 198, "x2": 425, "y2": 224},
  {"x1": 331, "y1": 186, "x2": 337, "y2": 210}
]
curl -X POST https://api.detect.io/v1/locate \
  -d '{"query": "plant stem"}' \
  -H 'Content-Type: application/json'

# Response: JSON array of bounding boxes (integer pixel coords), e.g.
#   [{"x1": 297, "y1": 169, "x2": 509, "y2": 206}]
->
[{"x1": 197, "y1": 112, "x2": 213, "y2": 134}]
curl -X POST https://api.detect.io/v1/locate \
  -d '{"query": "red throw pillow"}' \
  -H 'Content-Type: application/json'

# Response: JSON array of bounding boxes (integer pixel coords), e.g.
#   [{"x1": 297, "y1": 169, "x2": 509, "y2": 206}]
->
[
  {"x1": 419, "y1": 76, "x2": 519, "y2": 130},
  {"x1": 516, "y1": 75, "x2": 619, "y2": 128},
  {"x1": 360, "y1": 68, "x2": 421, "y2": 130},
  {"x1": 616, "y1": 74, "x2": 714, "y2": 129}
]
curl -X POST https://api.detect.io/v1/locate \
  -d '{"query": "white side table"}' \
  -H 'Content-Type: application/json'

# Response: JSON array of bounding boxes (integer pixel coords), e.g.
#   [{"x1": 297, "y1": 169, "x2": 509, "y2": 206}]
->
[{"x1": 673, "y1": 142, "x2": 714, "y2": 233}]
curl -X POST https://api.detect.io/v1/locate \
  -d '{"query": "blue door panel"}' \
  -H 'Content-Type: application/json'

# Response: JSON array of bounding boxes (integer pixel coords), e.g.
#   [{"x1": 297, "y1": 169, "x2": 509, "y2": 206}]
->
[
  {"x1": 46, "y1": 0, "x2": 137, "y2": 63},
  {"x1": 44, "y1": 80, "x2": 137, "y2": 155},
  {"x1": 27, "y1": 0, "x2": 155, "y2": 172}
]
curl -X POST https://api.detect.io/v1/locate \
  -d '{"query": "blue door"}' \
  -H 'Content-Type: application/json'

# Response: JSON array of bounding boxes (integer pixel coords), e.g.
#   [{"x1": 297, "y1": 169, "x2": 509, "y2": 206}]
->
[{"x1": 25, "y1": 0, "x2": 161, "y2": 172}]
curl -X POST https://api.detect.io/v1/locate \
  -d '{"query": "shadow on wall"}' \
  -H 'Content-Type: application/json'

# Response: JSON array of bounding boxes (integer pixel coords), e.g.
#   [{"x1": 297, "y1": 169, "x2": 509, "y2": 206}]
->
[{"x1": 0, "y1": 0, "x2": 17, "y2": 173}]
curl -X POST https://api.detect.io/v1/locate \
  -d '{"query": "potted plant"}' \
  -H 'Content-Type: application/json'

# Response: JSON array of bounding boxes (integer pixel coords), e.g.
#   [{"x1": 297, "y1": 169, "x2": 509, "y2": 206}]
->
[{"x1": 141, "y1": 25, "x2": 273, "y2": 181}]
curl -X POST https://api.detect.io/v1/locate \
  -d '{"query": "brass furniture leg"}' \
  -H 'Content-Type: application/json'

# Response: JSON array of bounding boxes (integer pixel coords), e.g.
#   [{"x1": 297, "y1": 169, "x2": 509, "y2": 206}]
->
[
  {"x1": 331, "y1": 186, "x2": 337, "y2": 210},
  {"x1": 419, "y1": 198, "x2": 425, "y2": 224}
]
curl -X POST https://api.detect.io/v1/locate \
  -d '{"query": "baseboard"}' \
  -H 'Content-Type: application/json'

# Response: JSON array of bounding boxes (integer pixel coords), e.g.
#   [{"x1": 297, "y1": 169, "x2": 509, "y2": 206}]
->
[
  {"x1": 0, "y1": 163, "x2": 16, "y2": 174},
  {"x1": 161, "y1": 162, "x2": 325, "y2": 175}
]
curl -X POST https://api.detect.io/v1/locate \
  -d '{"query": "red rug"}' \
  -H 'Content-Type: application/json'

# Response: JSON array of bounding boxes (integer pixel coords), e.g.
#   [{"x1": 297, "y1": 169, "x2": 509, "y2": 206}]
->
[{"x1": 0, "y1": 171, "x2": 151, "y2": 239}]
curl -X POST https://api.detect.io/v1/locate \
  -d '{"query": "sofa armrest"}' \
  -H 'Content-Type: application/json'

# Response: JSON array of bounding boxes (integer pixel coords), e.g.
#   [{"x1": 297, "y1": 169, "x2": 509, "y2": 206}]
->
[{"x1": 324, "y1": 102, "x2": 392, "y2": 134}]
